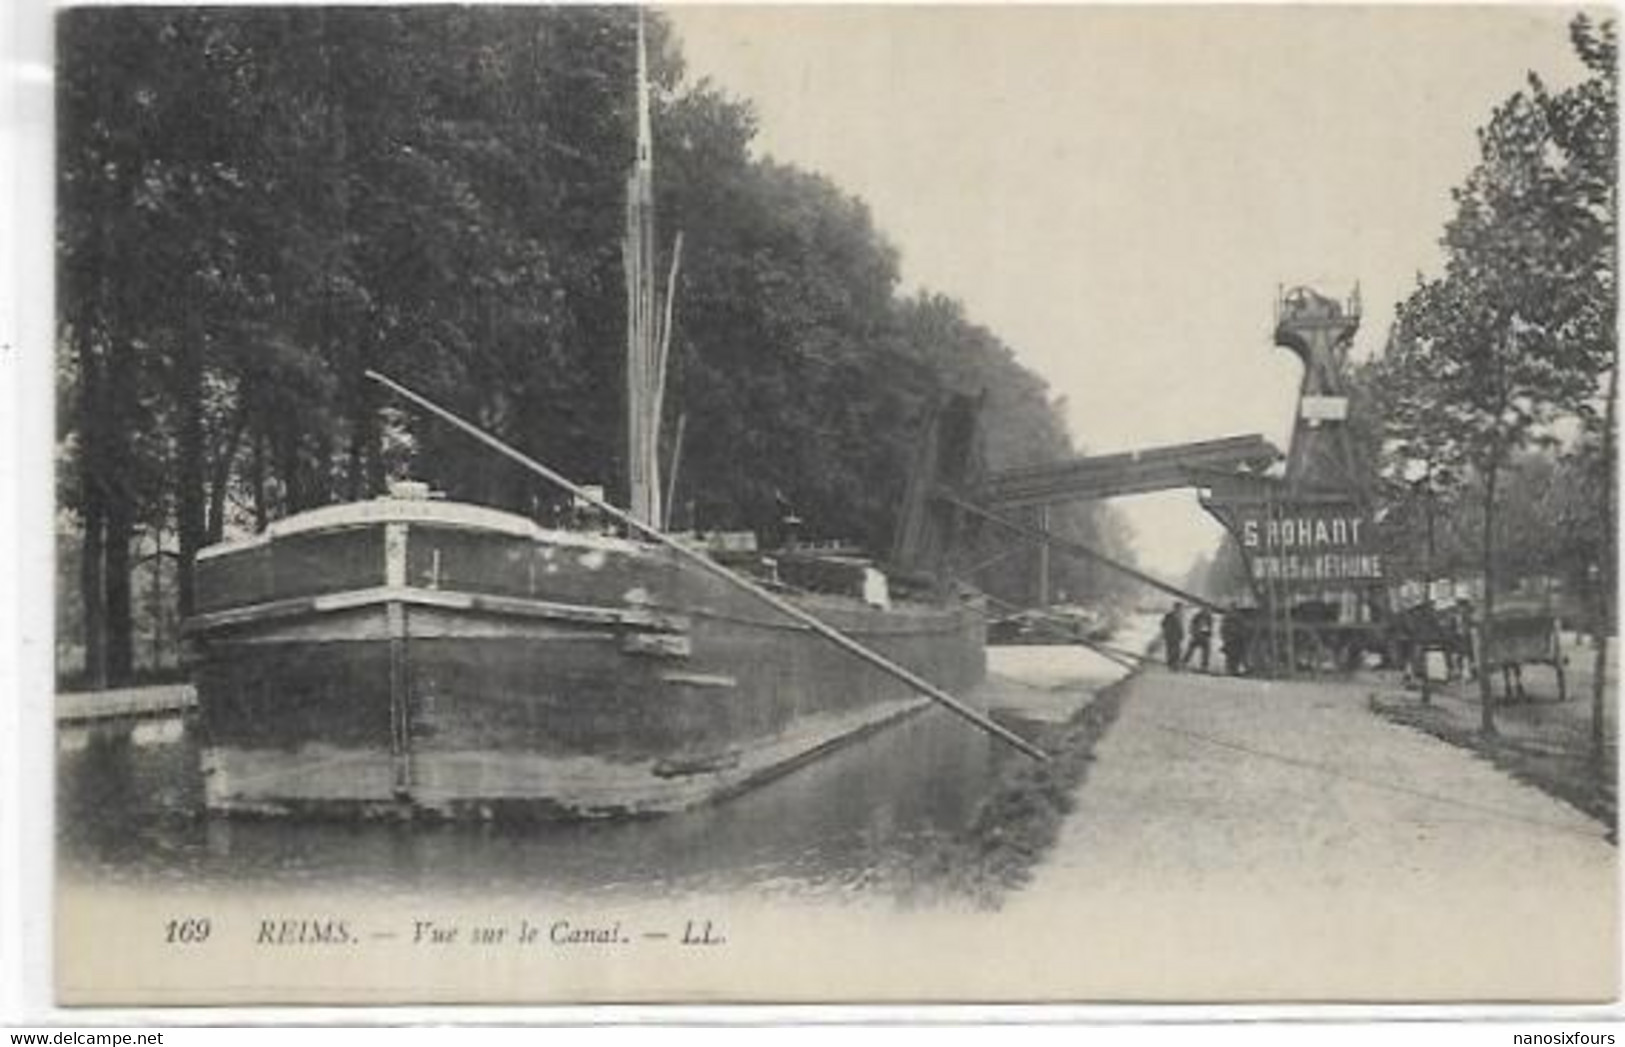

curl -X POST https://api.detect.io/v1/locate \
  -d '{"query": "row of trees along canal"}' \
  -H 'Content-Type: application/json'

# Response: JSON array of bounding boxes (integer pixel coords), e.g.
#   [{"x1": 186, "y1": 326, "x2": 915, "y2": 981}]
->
[
  {"x1": 1190, "y1": 16, "x2": 1617, "y2": 750},
  {"x1": 56, "y1": 7, "x2": 1139, "y2": 689}
]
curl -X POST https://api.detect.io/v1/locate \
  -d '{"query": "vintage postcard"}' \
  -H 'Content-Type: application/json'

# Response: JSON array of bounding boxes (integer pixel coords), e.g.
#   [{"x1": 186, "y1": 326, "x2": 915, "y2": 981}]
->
[{"x1": 39, "y1": 3, "x2": 1619, "y2": 1009}]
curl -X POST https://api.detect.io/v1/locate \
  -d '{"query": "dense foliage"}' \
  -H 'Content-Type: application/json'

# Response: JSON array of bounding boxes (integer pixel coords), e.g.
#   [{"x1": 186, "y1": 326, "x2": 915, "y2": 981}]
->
[{"x1": 57, "y1": 7, "x2": 1135, "y2": 685}]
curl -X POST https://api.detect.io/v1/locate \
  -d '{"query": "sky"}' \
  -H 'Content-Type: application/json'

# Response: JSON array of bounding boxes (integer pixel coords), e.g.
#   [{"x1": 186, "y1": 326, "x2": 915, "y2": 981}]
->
[{"x1": 662, "y1": 4, "x2": 1591, "y2": 581}]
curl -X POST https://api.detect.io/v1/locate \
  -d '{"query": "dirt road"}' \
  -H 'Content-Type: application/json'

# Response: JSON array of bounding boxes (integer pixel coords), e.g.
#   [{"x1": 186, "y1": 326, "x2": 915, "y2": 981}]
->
[{"x1": 1007, "y1": 666, "x2": 1618, "y2": 1001}]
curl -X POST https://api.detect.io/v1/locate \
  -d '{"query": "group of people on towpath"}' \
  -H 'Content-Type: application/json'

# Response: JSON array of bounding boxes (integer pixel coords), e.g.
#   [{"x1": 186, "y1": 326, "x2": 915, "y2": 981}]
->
[
  {"x1": 1160, "y1": 603, "x2": 1206, "y2": 673},
  {"x1": 1160, "y1": 601, "x2": 1249, "y2": 676}
]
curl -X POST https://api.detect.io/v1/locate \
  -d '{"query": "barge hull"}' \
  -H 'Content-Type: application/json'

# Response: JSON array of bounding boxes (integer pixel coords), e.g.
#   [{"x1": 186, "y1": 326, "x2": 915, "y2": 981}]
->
[{"x1": 188, "y1": 501, "x2": 985, "y2": 818}]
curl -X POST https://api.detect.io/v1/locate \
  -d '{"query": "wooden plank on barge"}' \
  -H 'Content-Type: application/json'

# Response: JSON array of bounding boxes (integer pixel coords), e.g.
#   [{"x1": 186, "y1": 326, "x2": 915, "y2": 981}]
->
[{"x1": 57, "y1": 684, "x2": 197, "y2": 723}]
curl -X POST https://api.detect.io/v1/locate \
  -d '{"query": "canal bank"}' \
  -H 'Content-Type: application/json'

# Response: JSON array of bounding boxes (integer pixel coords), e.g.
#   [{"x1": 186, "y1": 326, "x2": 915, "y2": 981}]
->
[{"x1": 898, "y1": 614, "x2": 1162, "y2": 905}]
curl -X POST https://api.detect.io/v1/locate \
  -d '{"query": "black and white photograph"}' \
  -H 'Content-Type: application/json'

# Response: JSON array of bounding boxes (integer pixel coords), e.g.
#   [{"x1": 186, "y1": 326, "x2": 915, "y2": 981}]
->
[{"x1": 23, "y1": 1, "x2": 1621, "y2": 1009}]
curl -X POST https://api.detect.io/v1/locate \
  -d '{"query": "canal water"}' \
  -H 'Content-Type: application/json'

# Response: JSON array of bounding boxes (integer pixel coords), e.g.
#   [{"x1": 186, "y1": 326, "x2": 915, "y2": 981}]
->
[
  {"x1": 59, "y1": 703, "x2": 1018, "y2": 903},
  {"x1": 58, "y1": 634, "x2": 1150, "y2": 903}
]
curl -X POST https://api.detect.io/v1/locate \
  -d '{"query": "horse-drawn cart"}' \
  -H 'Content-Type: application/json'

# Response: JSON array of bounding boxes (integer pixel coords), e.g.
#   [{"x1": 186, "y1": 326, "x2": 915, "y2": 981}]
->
[
  {"x1": 1386, "y1": 601, "x2": 1566, "y2": 704},
  {"x1": 1472, "y1": 611, "x2": 1567, "y2": 702}
]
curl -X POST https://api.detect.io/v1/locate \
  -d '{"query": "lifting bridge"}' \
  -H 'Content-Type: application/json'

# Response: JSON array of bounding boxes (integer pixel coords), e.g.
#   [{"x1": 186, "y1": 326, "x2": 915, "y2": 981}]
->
[
  {"x1": 975, "y1": 434, "x2": 1280, "y2": 511},
  {"x1": 968, "y1": 435, "x2": 1282, "y2": 609},
  {"x1": 890, "y1": 400, "x2": 1283, "y2": 612}
]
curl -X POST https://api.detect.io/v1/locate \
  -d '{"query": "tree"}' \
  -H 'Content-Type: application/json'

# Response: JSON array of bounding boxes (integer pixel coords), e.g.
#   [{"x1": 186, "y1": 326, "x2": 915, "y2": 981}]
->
[
  {"x1": 1538, "y1": 17, "x2": 1617, "y2": 761},
  {"x1": 1384, "y1": 16, "x2": 1615, "y2": 736},
  {"x1": 1358, "y1": 335, "x2": 1468, "y2": 585}
]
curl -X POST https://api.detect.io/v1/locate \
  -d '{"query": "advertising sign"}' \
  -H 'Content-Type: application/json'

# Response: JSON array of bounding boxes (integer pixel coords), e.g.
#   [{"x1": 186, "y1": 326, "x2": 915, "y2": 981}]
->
[{"x1": 1232, "y1": 504, "x2": 1383, "y2": 584}]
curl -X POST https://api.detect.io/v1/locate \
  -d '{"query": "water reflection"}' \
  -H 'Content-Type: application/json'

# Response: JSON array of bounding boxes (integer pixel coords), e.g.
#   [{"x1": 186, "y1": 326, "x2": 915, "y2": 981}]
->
[{"x1": 58, "y1": 701, "x2": 1010, "y2": 901}]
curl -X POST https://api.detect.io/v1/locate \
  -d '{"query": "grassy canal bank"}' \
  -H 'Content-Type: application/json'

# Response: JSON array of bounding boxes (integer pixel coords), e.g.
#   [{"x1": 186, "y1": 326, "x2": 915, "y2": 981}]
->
[
  {"x1": 1368, "y1": 634, "x2": 1616, "y2": 839},
  {"x1": 900, "y1": 664, "x2": 1144, "y2": 908},
  {"x1": 1370, "y1": 683, "x2": 1617, "y2": 841}
]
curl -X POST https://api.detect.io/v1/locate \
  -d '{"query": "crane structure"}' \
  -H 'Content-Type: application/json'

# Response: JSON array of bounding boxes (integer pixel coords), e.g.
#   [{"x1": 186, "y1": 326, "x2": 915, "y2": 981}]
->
[{"x1": 1197, "y1": 285, "x2": 1387, "y2": 674}]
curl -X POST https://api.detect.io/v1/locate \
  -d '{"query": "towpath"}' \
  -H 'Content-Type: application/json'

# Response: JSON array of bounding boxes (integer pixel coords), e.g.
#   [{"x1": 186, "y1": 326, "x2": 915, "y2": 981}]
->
[{"x1": 1007, "y1": 666, "x2": 1619, "y2": 1001}]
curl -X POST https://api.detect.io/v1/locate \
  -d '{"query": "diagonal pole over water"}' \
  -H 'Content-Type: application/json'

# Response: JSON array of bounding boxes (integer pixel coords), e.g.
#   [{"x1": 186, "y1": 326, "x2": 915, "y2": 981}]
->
[
  {"x1": 366, "y1": 369, "x2": 1050, "y2": 762},
  {"x1": 942, "y1": 491, "x2": 1220, "y2": 613}
]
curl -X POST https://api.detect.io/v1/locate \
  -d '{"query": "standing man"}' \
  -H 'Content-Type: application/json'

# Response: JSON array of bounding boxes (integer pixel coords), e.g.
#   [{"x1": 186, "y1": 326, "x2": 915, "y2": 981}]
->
[
  {"x1": 1219, "y1": 604, "x2": 1249, "y2": 676},
  {"x1": 1184, "y1": 605, "x2": 1214, "y2": 672},
  {"x1": 1161, "y1": 602, "x2": 1185, "y2": 671}
]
